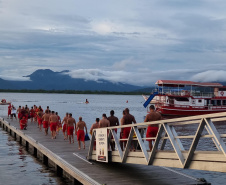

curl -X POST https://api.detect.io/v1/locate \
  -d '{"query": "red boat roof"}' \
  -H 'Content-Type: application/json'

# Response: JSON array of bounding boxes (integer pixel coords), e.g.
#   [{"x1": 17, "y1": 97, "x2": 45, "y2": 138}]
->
[{"x1": 155, "y1": 80, "x2": 223, "y2": 87}]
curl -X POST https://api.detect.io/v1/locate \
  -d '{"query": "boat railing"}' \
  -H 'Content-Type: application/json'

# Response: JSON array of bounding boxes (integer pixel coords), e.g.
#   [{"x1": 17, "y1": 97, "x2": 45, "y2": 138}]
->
[{"x1": 158, "y1": 90, "x2": 214, "y2": 97}]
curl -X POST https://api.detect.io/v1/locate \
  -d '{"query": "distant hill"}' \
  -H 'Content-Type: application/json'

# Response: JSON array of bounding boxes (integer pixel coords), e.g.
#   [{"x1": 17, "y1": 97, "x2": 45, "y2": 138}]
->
[{"x1": 0, "y1": 69, "x2": 146, "y2": 92}]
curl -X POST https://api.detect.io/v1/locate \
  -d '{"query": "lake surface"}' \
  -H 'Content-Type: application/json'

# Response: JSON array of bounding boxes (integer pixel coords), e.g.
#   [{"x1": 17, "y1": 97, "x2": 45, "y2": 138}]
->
[{"x1": 0, "y1": 92, "x2": 226, "y2": 185}]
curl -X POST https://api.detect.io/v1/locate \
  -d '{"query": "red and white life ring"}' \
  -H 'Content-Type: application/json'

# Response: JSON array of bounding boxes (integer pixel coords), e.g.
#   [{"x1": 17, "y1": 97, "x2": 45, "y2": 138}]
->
[
  {"x1": 220, "y1": 91, "x2": 224, "y2": 96},
  {"x1": 1, "y1": 99, "x2": 6, "y2": 103}
]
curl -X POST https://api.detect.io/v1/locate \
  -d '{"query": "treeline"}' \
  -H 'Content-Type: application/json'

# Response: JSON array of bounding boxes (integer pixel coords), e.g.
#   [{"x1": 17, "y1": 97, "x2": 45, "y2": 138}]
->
[{"x1": 0, "y1": 89, "x2": 150, "y2": 95}]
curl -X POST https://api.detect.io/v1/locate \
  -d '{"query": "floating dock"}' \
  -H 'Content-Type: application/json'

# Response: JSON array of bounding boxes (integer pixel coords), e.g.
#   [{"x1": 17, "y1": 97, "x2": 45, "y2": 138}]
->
[{"x1": 0, "y1": 116, "x2": 206, "y2": 185}]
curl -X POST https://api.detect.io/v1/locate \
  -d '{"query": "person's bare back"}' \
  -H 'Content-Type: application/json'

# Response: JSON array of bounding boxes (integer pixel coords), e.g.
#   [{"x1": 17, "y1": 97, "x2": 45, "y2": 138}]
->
[
  {"x1": 42, "y1": 113, "x2": 50, "y2": 121},
  {"x1": 77, "y1": 120, "x2": 87, "y2": 131},
  {"x1": 67, "y1": 117, "x2": 76, "y2": 126},
  {"x1": 49, "y1": 113, "x2": 58, "y2": 123},
  {"x1": 99, "y1": 114, "x2": 110, "y2": 128}
]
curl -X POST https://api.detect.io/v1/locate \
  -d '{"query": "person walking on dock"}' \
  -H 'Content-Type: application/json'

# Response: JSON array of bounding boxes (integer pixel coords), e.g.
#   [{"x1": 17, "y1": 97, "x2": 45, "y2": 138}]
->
[
  {"x1": 75, "y1": 117, "x2": 88, "y2": 149},
  {"x1": 107, "y1": 110, "x2": 119, "y2": 151},
  {"x1": 49, "y1": 111, "x2": 58, "y2": 139},
  {"x1": 90, "y1": 118, "x2": 100, "y2": 150},
  {"x1": 42, "y1": 110, "x2": 50, "y2": 135},
  {"x1": 7, "y1": 104, "x2": 11, "y2": 119},
  {"x1": 144, "y1": 105, "x2": 162, "y2": 151},
  {"x1": 67, "y1": 113, "x2": 76, "y2": 144},
  {"x1": 121, "y1": 108, "x2": 136, "y2": 151},
  {"x1": 62, "y1": 113, "x2": 69, "y2": 140}
]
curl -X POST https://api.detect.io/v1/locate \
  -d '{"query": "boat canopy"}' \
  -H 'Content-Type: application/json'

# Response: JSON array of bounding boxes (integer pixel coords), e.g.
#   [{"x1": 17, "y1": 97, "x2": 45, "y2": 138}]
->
[{"x1": 155, "y1": 80, "x2": 223, "y2": 88}]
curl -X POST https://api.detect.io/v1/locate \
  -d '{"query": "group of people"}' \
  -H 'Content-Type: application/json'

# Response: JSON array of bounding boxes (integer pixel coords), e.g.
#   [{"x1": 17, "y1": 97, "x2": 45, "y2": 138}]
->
[
  {"x1": 7, "y1": 103, "x2": 162, "y2": 151},
  {"x1": 89, "y1": 105, "x2": 162, "y2": 151}
]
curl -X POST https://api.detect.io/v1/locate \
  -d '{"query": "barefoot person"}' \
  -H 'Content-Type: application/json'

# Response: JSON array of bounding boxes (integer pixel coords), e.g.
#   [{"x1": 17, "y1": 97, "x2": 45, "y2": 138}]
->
[
  {"x1": 8, "y1": 104, "x2": 11, "y2": 119},
  {"x1": 121, "y1": 108, "x2": 136, "y2": 151},
  {"x1": 62, "y1": 113, "x2": 69, "y2": 140},
  {"x1": 67, "y1": 113, "x2": 76, "y2": 144},
  {"x1": 144, "y1": 105, "x2": 162, "y2": 151},
  {"x1": 75, "y1": 117, "x2": 87, "y2": 149},
  {"x1": 42, "y1": 110, "x2": 50, "y2": 135},
  {"x1": 49, "y1": 111, "x2": 58, "y2": 139},
  {"x1": 37, "y1": 111, "x2": 43, "y2": 131},
  {"x1": 20, "y1": 116, "x2": 27, "y2": 130},
  {"x1": 108, "y1": 110, "x2": 119, "y2": 151},
  {"x1": 90, "y1": 118, "x2": 100, "y2": 150}
]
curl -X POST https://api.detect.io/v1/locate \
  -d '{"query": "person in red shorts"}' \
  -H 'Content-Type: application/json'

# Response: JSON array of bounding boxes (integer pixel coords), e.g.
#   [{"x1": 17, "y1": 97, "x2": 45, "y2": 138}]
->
[
  {"x1": 49, "y1": 111, "x2": 58, "y2": 139},
  {"x1": 29, "y1": 106, "x2": 35, "y2": 122},
  {"x1": 42, "y1": 110, "x2": 50, "y2": 135},
  {"x1": 67, "y1": 113, "x2": 76, "y2": 144},
  {"x1": 62, "y1": 113, "x2": 69, "y2": 140},
  {"x1": 121, "y1": 108, "x2": 136, "y2": 151},
  {"x1": 20, "y1": 116, "x2": 27, "y2": 130},
  {"x1": 8, "y1": 104, "x2": 11, "y2": 118},
  {"x1": 75, "y1": 117, "x2": 87, "y2": 149},
  {"x1": 90, "y1": 118, "x2": 100, "y2": 150},
  {"x1": 17, "y1": 106, "x2": 22, "y2": 121},
  {"x1": 144, "y1": 105, "x2": 162, "y2": 151}
]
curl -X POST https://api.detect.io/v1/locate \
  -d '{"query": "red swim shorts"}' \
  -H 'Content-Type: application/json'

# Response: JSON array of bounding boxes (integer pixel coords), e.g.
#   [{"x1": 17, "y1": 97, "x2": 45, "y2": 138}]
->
[
  {"x1": 63, "y1": 124, "x2": 67, "y2": 132},
  {"x1": 77, "y1": 130, "x2": 85, "y2": 141},
  {"x1": 122, "y1": 127, "x2": 131, "y2": 139},
  {"x1": 50, "y1": 122, "x2": 57, "y2": 131},
  {"x1": 146, "y1": 126, "x2": 159, "y2": 141},
  {"x1": 43, "y1": 121, "x2": 49, "y2": 128},
  {"x1": 38, "y1": 118, "x2": 42, "y2": 125},
  {"x1": 67, "y1": 126, "x2": 74, "y2": 136}
]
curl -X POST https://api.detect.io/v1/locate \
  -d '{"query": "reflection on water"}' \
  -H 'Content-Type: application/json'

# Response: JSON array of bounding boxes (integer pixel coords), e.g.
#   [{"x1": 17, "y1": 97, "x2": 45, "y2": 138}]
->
[{"x1": 0, "y1": 128, "x2": 73, "y2": 185}]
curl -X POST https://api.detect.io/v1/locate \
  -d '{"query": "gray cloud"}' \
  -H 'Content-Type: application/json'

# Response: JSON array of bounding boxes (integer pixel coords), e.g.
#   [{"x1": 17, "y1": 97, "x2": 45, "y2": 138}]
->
[{"x1": 1, "y1": 0, "x2": 226, "y2": 86}]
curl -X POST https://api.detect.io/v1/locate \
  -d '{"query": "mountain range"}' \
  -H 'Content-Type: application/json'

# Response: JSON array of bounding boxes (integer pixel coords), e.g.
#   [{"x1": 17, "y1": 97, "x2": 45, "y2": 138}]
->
[{"x1": 0, "y1": 69, "x2": 146, "y2": 92}]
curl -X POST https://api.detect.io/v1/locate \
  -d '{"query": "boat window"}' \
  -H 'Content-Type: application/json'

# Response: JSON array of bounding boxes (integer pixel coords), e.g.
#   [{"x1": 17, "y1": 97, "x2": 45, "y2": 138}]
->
[
  {"x1": 211, "y1": 100, "x2": 216, "y2": 106},
  {"x1": 175, "y1": 97, "x2": 189, "y2": 101},
  {"x1": 217, "y1": 100, "x2": 221, "y2": 106},
  {"x1": 223, "y1": 100, "x2": 226, "y2": 105},
  {"x1": 198, "y1": 100, "x2": 202, "y2": 103}
]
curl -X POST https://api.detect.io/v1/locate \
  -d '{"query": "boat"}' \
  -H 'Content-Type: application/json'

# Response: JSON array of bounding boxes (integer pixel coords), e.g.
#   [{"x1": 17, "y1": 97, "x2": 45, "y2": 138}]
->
[
  {"x1": 0, "y1": 99, "x2": 11, "y2": 105},
  {"x1": 143, "y1": 80, "x2": 226, "y2": 116}
]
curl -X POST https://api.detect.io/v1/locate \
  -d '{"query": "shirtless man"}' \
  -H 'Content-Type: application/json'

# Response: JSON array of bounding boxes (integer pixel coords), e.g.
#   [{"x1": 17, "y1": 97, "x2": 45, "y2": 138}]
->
[
  {"x1": 37, "y1": 111, "x2": 43, "y2": 131},
  {"x1": 49, "y1": 111, "x2": 58, "y2": 139},
  {"x1": 144, "y1": 105, "x2": 162, "y2": 151},
  {"x1": 62, "y1": 113, "x2": 69, "y2": 140},
  {"x1": 121, "y1": 108, "x2": 136, "y2": 151},
  {"x1": 90, "y1": 118, "x2": 100, "y2": 150},
  {"x1": 108, "y1": 110, "x2": 119, "y2": 151},
  {"x1": 99, "y1": 114, "x2": 110, "y2": 128},
  {"x1": 67, "y1": 113, "x2": 76, "y2": 144},
  {"x1": 75, "y1": 117, "x2": 88, "y2": 149},
  {"x1": 42, "y1": 110, "x2": 50, "y2": 135}
]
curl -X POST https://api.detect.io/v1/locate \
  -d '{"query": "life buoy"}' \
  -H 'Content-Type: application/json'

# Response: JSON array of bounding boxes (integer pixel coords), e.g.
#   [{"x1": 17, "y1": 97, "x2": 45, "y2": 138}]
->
[
  {"x1": 1, "y1": 99, "x2": 6, "y2": 103},
  {"x1": 220, "y1": 91, "x2": 224, "y2": 96}
]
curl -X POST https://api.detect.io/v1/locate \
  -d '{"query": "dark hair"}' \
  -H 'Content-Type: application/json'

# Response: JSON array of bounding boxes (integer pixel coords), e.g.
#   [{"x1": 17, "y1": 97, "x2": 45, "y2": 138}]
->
[
  {"x1": 149, "y1": 105, "x2": 155, "y2": 110},
  {"x1": 110, "y1": 110, "x2": 114, "y2": 116},
  {"x1": 96, "y1": 118, "x2": 99, "y2": 122},
  {"x1": 69, "y1": 113, "x2": 72, "y2": 116},
  {"x1": 102, "y1": 113, "x2": 107, "y2": 118},
  {"x1": 125, "y1": 108, "x2": 129, "y2": 113},
  {"x1": 52, "y1": 111, "x2": 55, "y2": 114}
]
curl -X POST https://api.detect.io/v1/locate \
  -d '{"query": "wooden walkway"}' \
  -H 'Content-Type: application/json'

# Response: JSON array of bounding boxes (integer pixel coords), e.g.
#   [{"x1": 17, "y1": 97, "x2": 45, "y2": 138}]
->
[{"x1": 0, "y1": 116, "x2": 206, "y2": 185}]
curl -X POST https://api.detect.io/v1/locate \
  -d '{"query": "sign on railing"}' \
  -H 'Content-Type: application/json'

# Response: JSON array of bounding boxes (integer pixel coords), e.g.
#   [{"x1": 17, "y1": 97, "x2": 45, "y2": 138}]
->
[{"x1": 96, "y1": 128, "x2": 108, "y2": 163}]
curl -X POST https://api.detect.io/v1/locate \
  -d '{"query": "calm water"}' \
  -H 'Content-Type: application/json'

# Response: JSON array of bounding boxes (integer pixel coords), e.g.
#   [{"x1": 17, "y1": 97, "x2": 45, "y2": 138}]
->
[{"x1": 0, "y1": 92, "x2": 226, "y2": 185}]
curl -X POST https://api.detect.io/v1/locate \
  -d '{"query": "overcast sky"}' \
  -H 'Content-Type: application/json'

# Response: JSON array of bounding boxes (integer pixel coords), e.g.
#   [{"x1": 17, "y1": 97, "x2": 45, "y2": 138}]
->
[{"x1": 0, "y1": 0, "x2": 226, "y2": 86}]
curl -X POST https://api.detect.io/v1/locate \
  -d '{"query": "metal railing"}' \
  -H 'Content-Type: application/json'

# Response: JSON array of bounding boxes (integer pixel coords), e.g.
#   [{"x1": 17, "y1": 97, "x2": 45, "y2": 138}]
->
[{"x1": 88, "y1": 112, "x2": 226, "y2": 172}]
